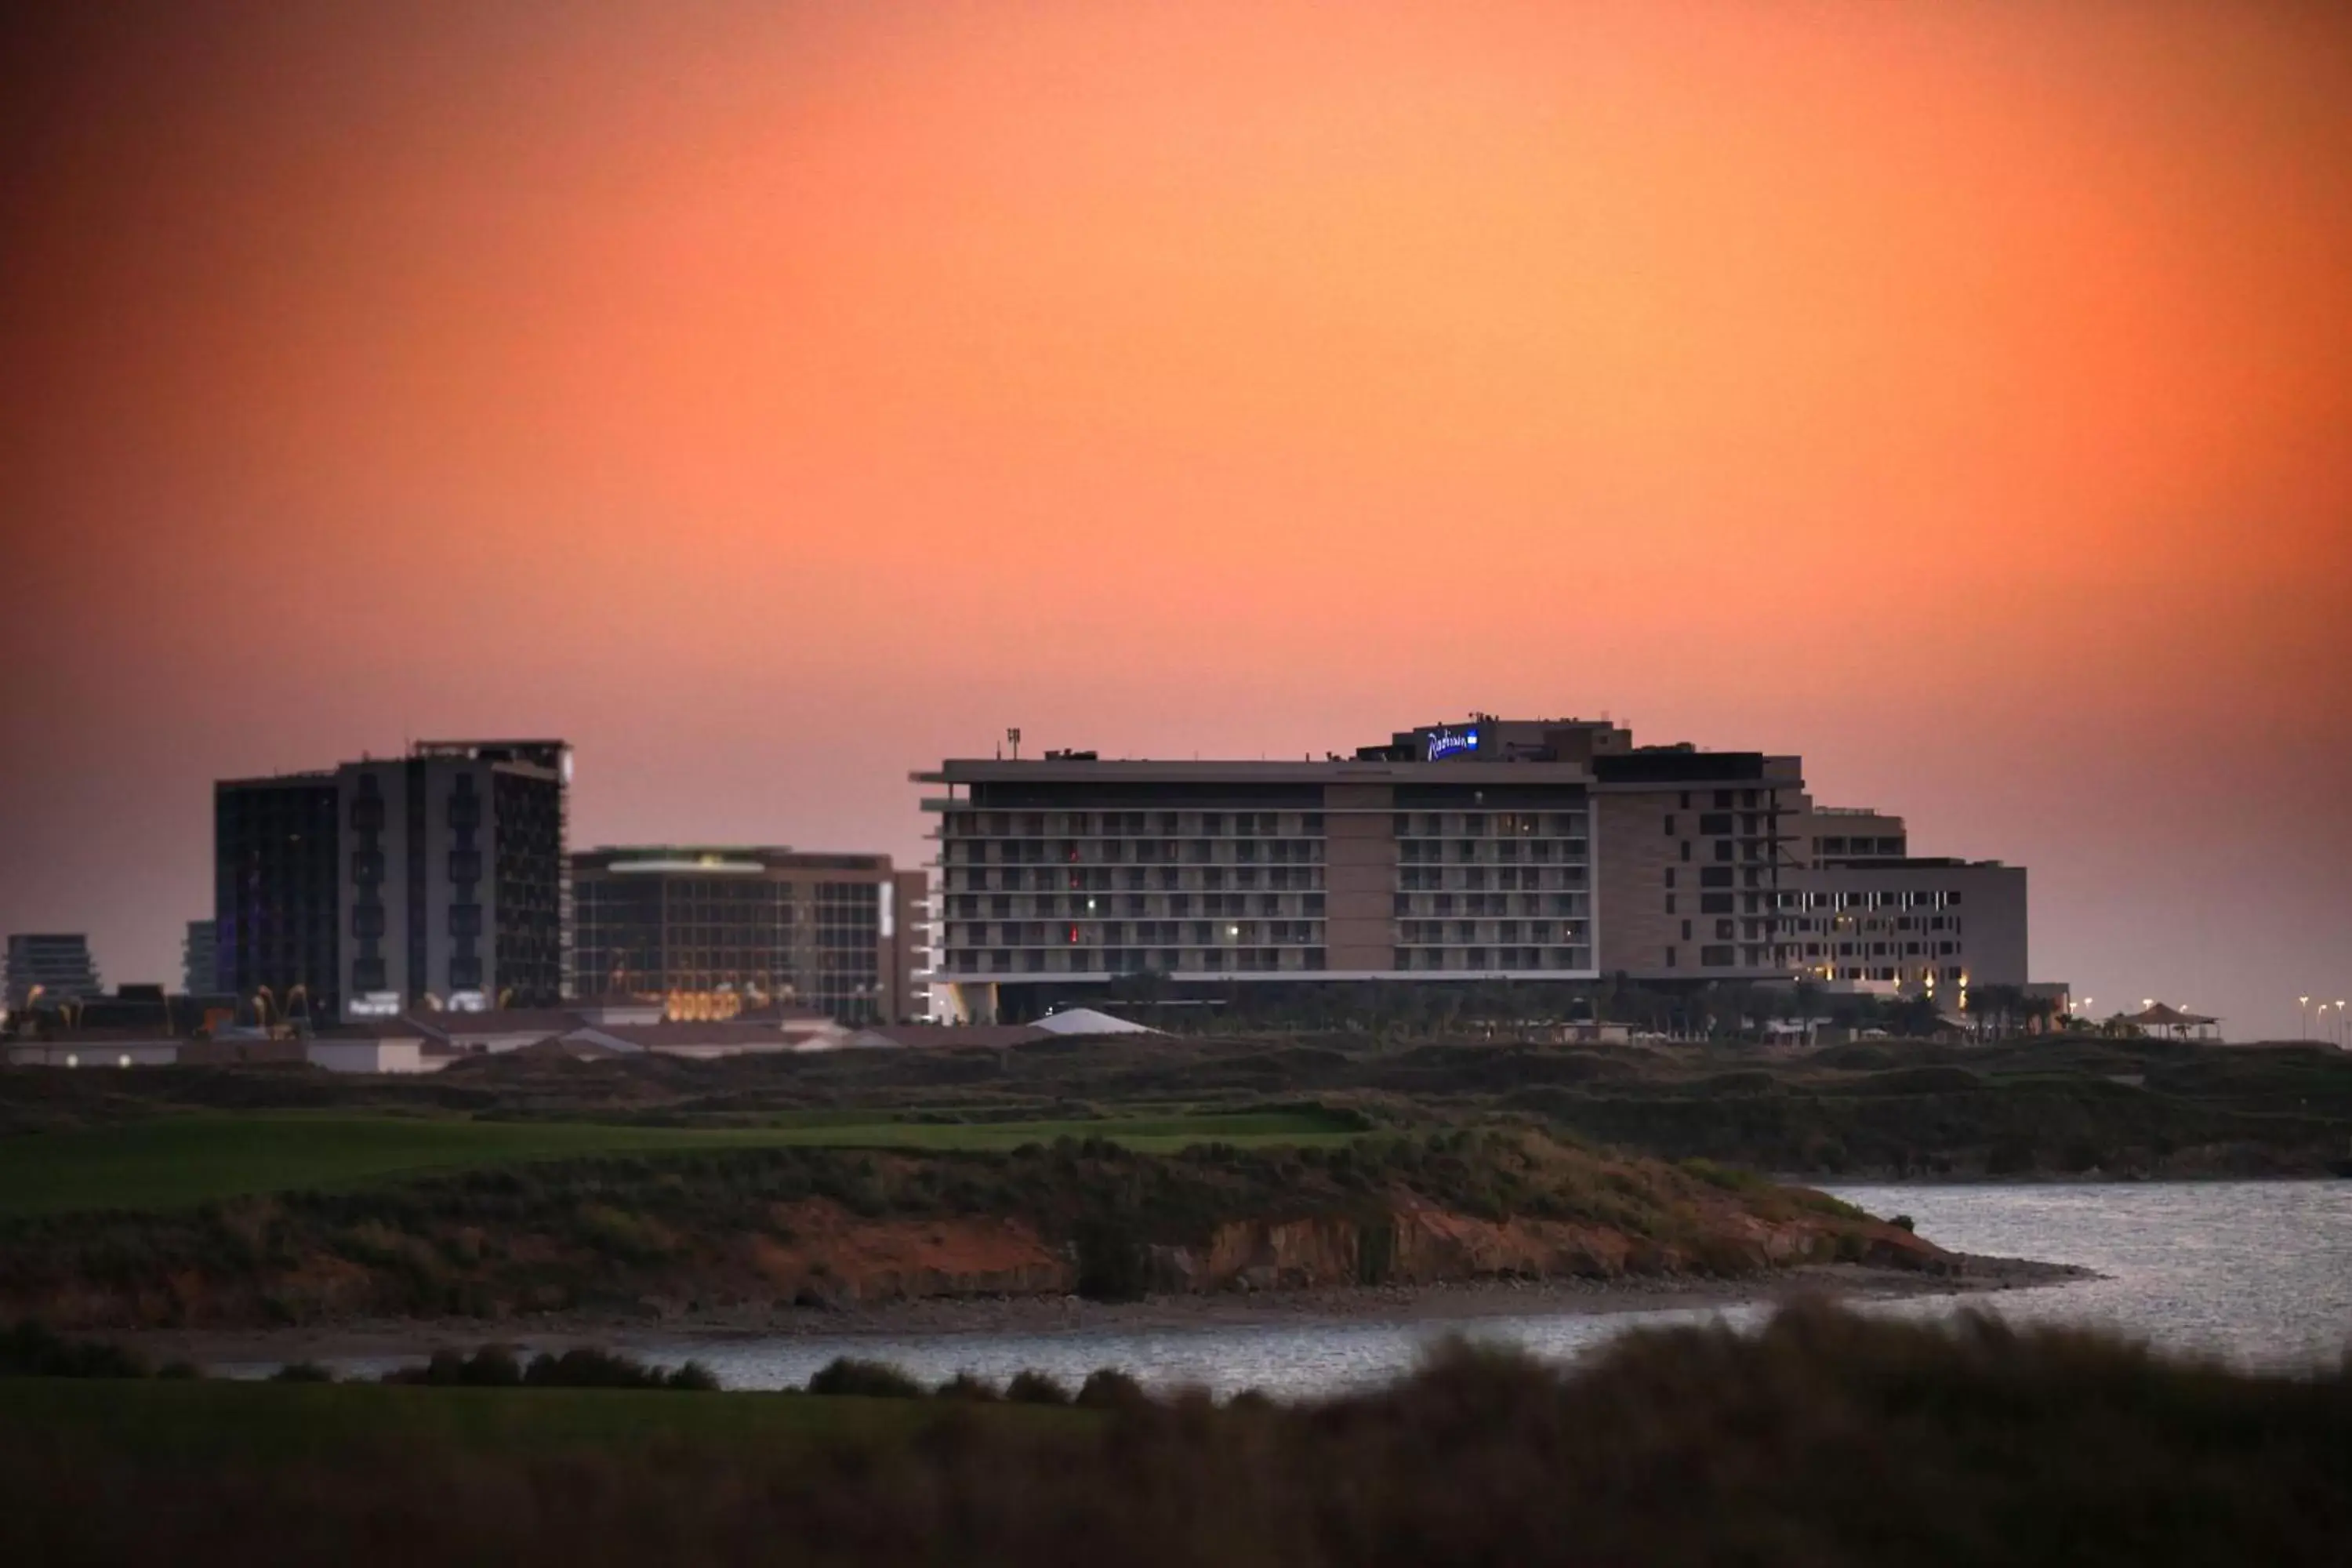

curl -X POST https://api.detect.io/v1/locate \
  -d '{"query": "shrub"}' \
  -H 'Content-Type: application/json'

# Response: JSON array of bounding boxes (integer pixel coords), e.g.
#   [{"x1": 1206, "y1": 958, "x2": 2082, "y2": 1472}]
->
[
  {"x1": 806, "y1": 1358, "x2": 927, "y2": 1399},
  {"x1": 0, "y1": 1320, "x2": 149, "y2": 1380},
  {"x1": 665, "y1": 1361, "x2": 720, "y2": 1392},
  {"x1": 523, "y1": 1348, "x2": 672, "y2": 1390},
  {"x1": 1004, "y1": 1370, "x2": 1071, "y2": 1406},
  {"x1": 934, "y1": 1371, "x2": 1001, "y2": 1402},
  {"x1": 270, "y1": 1362, "x2": 335, "y2": 1383},
  {"x1": 1890, "y1": 1214, "x2": 1916, "y2": 1232},
  {"x1": 1074, "y1": 1368, "x2": 1151, "y2": 1410},
  {"x1": 388, "y1": 1346, "x2": 526, "y2": 1387}
]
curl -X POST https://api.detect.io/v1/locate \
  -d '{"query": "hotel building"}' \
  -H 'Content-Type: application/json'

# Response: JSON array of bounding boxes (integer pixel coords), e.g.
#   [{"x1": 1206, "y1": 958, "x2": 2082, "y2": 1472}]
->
[
  {"x1": 215, "y1": 740, "x2": 569, "y2": 1022},
  {"x1": 919, "y1": 717, "x2": 2031, "y2": 1021},
  {"x1": 919, "y1": 719, "x2": 1813, "y2": 1021},
  {"x1": 570, "y1": 847, "x2": 927, "y2": 1025},
  {"x1": 336, "y1": 740, "x2": 569, "y2": 1014}
]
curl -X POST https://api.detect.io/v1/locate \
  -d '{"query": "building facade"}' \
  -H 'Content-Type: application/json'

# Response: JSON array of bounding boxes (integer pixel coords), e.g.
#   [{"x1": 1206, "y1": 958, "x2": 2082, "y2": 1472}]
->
[
  {"x1": 1772, "y1": 794, "x2": 2026, "y2": 989},
  {"x1": 570, "y1": 846, "x2": 926, "y2": 1025},
  {"x1": 3, "y1": 933, "x2": 102, "y2": 1010},
  {"x1": 336, "y1": 741, "x2": 569, "y2": 1015},
  {"x1": 214, "y1": 742, "x2": 568, "y2": 1022},
  {"x1": 920, "y1": 717, "x2": 2033, "y2": 1020},
  {"x1": 214, "y1": 772, "x2": 343, "y2": 1020},
  {"x1": 1588, "y1": 748, "x2": 1804, "y2": 980},
  {"x1": 920, "y1": 718, "x2": 1814, "y2": 1021},
  {"x1": 182, "y1": 920, "x2": 217, "y2": 996}
]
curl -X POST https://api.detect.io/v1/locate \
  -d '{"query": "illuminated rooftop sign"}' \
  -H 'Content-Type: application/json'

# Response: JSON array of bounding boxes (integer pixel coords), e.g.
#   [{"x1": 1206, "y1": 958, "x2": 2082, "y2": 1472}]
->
[{"x1": 1425, "y1": 726, "x2": 1481, "y2": 760}]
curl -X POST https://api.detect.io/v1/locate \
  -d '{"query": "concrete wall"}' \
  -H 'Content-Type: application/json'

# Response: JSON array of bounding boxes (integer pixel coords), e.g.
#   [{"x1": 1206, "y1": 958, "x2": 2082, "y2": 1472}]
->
[
  {"x1": 1595, "y1": 784, "x2": 1793, "y2": 981},
  {"x1": 1321, "y1": 783, "x2": 1396, "y2": 971}
]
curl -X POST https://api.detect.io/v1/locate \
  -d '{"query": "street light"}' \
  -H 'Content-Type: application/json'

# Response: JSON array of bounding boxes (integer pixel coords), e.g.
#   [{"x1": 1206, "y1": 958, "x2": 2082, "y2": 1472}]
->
[{"x1": 2299, "y1": 996, "x2": 2311, "y2": 1040}]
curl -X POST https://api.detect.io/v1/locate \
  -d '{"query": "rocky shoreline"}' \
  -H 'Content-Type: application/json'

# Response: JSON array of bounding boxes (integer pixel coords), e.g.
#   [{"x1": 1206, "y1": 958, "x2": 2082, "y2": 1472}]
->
[{"x1": 115, "y1": 1252, "x2": 2092, "y2": 1367}]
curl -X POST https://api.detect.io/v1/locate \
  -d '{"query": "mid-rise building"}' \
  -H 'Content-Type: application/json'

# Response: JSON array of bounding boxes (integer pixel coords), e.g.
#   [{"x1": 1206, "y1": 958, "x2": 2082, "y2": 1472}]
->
[
  {"x1": 1773, "y1": 795, "x2": 2026, "y2": 990},
  {"x1": 216, "y1": 741, "x2": 568, "y2": 1022},
  {"x1": 919, "y1": 717, "x2": 2032, "y2": 1020},
  {"x1": 182, "y1": 920, "x2": 217, "y2": 996},
  {"x1": 3, "y1": 932, "x2": 102, "y2": 1010},
  {"x1": 917, "y1": 717, "x2": 1807, "y2": 1021},
  {"x1": 571, "y1": 846, "x2": 927, "y2": 1025},
  {"x1": 214, "y1": 772, "x2": 343, "y2": 1019},
  {"x1": 337, "y1": 740, "x2": 569, "y2": 1015}
]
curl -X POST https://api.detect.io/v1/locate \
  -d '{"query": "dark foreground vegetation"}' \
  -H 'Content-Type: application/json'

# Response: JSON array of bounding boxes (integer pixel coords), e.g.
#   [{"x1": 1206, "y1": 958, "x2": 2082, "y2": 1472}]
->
[
  {"x1": 3, "y1": 1304, "x2": 2346, "y2": 1566},
  {"x1": 6, "y1": 1029, "x2": 2347, "y2": 1178},
  {"x1": 2, "y1": 1319, "x2": 720, "y2": 1389}
]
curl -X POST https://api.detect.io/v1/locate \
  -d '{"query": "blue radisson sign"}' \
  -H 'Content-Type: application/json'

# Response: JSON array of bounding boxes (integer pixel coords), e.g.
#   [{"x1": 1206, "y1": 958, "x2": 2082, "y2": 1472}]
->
[{"x1": 1425, "y1": 725, "x2": 1480, "y2": 760}]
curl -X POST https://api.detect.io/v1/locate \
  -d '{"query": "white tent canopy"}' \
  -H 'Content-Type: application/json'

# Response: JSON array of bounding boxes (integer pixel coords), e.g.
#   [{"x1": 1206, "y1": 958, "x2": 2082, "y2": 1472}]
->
[{"x1": 1031, "y1": 1007, "x2": 1156, "y2": 1037}]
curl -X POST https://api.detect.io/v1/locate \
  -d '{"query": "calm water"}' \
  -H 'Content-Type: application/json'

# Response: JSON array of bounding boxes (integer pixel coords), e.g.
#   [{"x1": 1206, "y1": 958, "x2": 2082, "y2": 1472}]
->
[{"x1": 239, "y1": 1182, "x2": 2352, "y2": 1395}]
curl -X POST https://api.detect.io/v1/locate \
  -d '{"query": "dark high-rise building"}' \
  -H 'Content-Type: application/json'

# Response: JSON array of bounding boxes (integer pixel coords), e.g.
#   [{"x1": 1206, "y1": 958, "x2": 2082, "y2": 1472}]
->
[
  {"x1": 214, "y1": 773, "x2": 342, "y2": 1020},
  {"x1": 337, "y1": 740, "x2": 569, "y2": 1014},
  {"x1": 215, "y1": 741, "x2": 568, "y2": 1022},
  {"x1": 571, "y1": 847, "x2": 926, "y2": 1025}
]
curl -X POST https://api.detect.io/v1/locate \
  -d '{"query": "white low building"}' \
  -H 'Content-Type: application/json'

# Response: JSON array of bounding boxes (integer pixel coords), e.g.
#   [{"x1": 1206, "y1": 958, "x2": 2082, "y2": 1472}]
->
[
  {"x1": 306, "y1": 1037, "x2": 434, "y2": 1074},
  {"x1": 5, "y1": 1038, "x2": 183, "y2": 1069}
]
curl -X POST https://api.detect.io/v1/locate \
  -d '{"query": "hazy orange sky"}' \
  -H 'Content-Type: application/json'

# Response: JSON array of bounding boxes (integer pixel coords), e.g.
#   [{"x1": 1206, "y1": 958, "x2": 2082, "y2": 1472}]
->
[{"x1": 3, "y1": 1, "x2": 2347, "y2": 1036}]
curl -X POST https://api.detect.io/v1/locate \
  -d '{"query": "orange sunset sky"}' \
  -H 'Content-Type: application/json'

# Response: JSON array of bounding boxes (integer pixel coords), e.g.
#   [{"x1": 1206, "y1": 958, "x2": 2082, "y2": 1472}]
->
[{"x1": 2, "y1": 1, "x2": 2347, "y2": 1036}]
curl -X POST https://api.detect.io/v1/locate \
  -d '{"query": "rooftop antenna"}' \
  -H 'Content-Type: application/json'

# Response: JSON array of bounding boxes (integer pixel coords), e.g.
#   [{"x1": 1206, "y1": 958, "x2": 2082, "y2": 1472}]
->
[{"x1": 1007, "y1": 727, "x2": 1022, "y2": 760}]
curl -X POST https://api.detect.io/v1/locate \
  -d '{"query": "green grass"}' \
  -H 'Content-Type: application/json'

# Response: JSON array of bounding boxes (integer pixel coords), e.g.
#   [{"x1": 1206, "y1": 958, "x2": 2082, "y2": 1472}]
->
[
  {"x1": 0, "y1": 1374, "x2": 1073, "y2": 1462},
  {"x1": 0, "y1": 1109, "x2": 1362, "y2": 1218}
]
